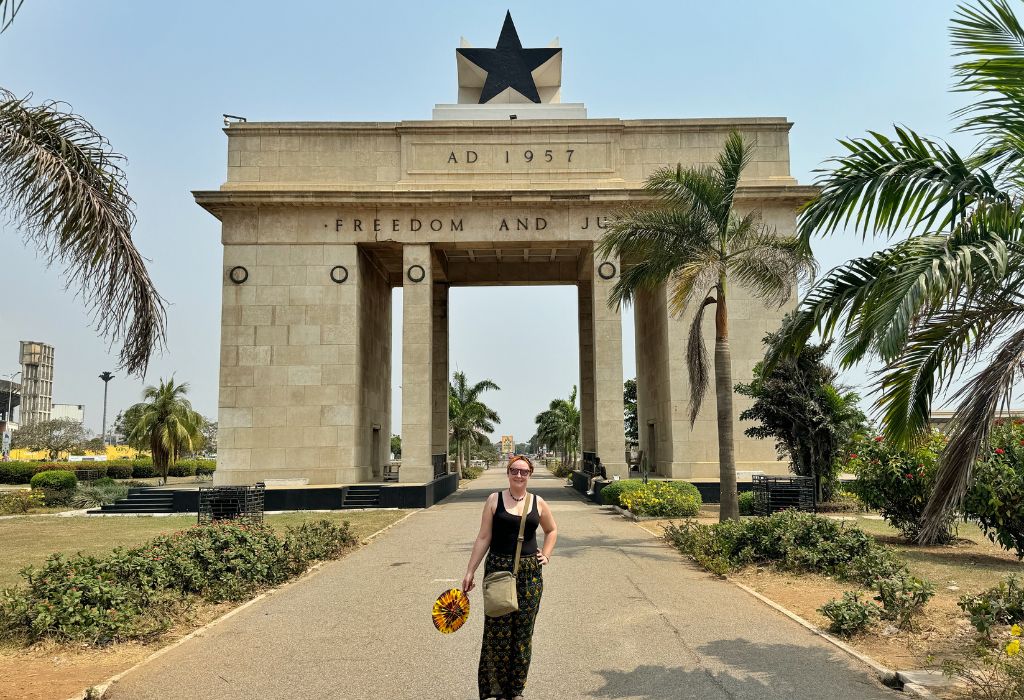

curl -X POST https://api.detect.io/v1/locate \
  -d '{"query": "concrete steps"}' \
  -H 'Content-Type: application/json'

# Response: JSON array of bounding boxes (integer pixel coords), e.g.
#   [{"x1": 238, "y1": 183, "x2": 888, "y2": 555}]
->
[
  {"x1": 88, "y1": 488, "x2": 175, "y2": 515},
  {"x1": 341, "y1": 485, "x2": 381, "y2": 509}
]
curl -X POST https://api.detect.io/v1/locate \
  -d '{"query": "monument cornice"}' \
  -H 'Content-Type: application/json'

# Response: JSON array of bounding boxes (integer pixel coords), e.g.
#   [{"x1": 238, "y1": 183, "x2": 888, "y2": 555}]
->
[
  {"x1": 222, "y1": 116, "x2": 793, "y2": 137},
  {"x1": 193, "y1": 183, "x2": 818, "y2": 217}
]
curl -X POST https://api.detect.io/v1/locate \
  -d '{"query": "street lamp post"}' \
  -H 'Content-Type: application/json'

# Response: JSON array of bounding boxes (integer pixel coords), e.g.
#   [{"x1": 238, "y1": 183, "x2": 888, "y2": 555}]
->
[{"x1": 99, "y1": 372, "x2": 114, "y2": 446}]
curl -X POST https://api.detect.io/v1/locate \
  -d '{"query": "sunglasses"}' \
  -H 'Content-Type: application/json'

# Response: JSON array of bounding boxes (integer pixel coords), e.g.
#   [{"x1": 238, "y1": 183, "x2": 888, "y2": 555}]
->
[{"x1": 508, "y1": 468, "x2": 531, "y2": 477}]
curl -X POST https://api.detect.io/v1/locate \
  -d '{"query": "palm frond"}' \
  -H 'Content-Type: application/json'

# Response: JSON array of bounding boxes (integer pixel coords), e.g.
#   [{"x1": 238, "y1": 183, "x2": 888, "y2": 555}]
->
[
  {"x1": 644, "y1": 164, "x2": 725, "y2": 225},
  {"x1": 920, "y1": 323, "x2": 1024, "y2": 541},
  {"x1": 687, "y1": 296, "x2": 716, "y2": 425},
  {"x1": 727, "y1": 222, "x2": 816, "y2": 307},
  {"x1": 599, "y1": 206, "x2": 716, "y2": 308},
  {"x1": 798, "y1": 126, "x2": 1005, "y2": 242},
  {"x1": 0, "y1": 89, "x2": 166, "y2": 375},
  {"x1": 715, "y1": 131, "x2": 756, "y2": 228},
  {"x1": 1, "y1": 0, "x2": 23, "y2": 33}
]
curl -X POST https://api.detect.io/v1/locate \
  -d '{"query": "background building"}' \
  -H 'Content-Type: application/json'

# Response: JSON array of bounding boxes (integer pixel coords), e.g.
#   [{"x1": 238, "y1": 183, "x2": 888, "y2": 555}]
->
[
  {"x1": 19, "y1": 341, "x2": 54, "y2": 426},
  {"x1": 0, "y1": 377, "x2": 19, "y2": 434},
  {"x1": 51, "y1": 403, "x2": 84, "y2": 423}
]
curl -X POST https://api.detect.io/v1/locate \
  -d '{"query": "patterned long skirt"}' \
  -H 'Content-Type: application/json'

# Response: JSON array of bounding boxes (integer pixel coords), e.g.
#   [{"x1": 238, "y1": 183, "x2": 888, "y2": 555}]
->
[{"x1": 477, "y1": 552, "x2": 544, "y2": 699}]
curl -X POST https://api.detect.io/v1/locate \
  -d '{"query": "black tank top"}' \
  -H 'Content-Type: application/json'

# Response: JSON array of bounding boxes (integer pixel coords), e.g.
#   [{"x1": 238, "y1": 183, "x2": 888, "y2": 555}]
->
[{"x1": 490, "y1": 491, "x2": 540, "y2": 556}]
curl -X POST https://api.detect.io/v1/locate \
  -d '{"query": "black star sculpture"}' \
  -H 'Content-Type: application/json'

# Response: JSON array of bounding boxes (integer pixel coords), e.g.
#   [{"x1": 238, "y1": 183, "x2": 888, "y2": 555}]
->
[{"x1": 457, "y1": 11, "x2": 561, "y2": 104}]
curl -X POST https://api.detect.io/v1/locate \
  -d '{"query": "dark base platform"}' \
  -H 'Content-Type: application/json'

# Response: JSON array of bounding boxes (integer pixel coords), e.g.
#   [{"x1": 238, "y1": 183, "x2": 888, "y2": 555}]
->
[{"x1": 88, "y1": 473, "x2": 459, "y2": 515}]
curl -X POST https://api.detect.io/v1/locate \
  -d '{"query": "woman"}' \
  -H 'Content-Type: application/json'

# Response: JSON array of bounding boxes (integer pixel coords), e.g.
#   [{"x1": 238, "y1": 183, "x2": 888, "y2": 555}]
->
[{"x1": 463, "y1": 455, "x2": 558, "y2": 700}]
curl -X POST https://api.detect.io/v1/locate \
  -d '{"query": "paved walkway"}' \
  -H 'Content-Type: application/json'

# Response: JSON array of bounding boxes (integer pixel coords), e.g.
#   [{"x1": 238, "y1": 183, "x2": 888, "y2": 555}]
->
[{"x1": 107, "y1": 469, "x2": 896, "y2": 699}]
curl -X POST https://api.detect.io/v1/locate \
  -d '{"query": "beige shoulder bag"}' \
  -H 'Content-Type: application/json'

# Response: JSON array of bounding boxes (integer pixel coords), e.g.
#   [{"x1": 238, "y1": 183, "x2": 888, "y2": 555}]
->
[{"x1": 482, "y1": 493, "x2": 532, "y2": 617}]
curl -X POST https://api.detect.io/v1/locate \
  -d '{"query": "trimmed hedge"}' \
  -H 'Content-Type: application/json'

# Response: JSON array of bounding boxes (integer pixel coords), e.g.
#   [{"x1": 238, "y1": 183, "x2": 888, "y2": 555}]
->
[
  {"x1": 30, "y1": 470, "x2": 77, "y2": 491},
  {"x1": 619, "y1": 481, "x2": 701, "y2": 517},
  {"x1": 0, "y1": 462, "x2": 70, "y2": 485},
  {"x1": 601, "y1": 479, "x2": 702, "y2": 509},
  {"x1": 0, "y1": 458, "x2": 215, "y2": 483}
]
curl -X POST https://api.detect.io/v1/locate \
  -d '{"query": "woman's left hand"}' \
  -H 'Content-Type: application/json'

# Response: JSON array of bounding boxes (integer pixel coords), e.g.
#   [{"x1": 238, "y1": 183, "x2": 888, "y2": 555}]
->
[{"x1": 537, "y1": 552, "x2": 549, "y2": 566}]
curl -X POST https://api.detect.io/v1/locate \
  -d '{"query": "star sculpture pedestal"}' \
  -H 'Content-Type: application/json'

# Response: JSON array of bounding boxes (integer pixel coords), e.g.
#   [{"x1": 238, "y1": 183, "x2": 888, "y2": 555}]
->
[{"x1": 433, "y1": 11, "x2": 587, "y2": 121}]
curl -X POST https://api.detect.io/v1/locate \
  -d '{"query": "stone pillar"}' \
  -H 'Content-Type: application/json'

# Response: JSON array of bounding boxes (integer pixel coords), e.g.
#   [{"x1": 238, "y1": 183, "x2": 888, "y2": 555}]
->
[
  {"x1": 354, "y1": 248, "x2": 392, "y2": 482},
  {"x1": 431, "y1": 283, "x2": 449, "y2": 461},
  {"x1": 401, "y1": 244, "x2": 434, "y2": 483},
  {"x1": 577, "y1": 280, "x2": 596, "y2": 457},
  {"x1": 634, "y1": 285, "x2": 673, "y2": 476},
  {"x1": 590, "y1": 253, "x2": 627, "y2": 478},
  {"x1": 216, "y1": 236, "x2": 361, "y2": 486}
]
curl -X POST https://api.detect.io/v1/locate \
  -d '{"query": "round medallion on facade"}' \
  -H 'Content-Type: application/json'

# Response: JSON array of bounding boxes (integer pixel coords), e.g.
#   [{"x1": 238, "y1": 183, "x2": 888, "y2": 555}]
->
[
  {"x1": 407, "y1": 264, "x2": 426, "y2": 283},
  {"x1": 330, "y1": 265, "x2": 349, "y2": 284},
  {"x1": 228, "y1": 266, "x2": 248, "y2": 284},
  {"x1": 598, "y1": 261, "x2": 617, "y2": 280}
]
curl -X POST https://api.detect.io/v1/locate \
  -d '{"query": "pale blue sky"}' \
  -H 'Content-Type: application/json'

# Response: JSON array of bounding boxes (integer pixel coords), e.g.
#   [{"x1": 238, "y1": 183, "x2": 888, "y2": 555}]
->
[{"x1": 0, "y1": 0, "x2": 970, "y2": 440}]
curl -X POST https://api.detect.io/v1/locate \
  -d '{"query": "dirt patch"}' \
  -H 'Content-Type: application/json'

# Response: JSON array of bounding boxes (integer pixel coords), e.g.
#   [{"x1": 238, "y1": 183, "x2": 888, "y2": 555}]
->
[{"x1": 0, "y1": 602, "x2": 231, "y2": 700}]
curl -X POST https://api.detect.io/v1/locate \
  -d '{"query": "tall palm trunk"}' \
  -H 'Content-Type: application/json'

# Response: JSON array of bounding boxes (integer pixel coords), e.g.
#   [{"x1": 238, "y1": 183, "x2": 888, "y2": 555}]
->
[{"x1": 715, "y1": 283, "x2": 740, "y2": 522}]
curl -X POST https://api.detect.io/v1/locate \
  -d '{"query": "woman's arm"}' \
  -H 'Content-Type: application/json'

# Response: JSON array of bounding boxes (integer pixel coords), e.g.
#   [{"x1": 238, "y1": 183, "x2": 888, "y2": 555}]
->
[
  {"x1": 536, "y1": 496, "x2": 558, "y2": 566},
  {"x1": 462, "y1": 493, "x2": 496, "y2": 593}
]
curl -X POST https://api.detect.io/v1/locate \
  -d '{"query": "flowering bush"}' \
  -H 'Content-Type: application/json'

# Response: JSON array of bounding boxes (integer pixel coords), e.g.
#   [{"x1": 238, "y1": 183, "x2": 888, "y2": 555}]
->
[
  {"x1": 846, "y1": 431, "x2": 955, "y2": 543},
  {"x1": 943, "y1": 625, "x2": 1024, "y2": 699},
  {"x1": 0, "y1": 490, "x2": 46, "y2": 514},
  {"x1": 599, "y1": 479, "x2": 644, "y2": 506},
  {"x1": 0, "y1": 519, "x2": 355, "y2": 645},
  {"x1": 964, "y1": 420, "x2": 1024, "y2": 558},
  {"x1": 619, "y1": 481, "x2": 701, "y2": 517}
]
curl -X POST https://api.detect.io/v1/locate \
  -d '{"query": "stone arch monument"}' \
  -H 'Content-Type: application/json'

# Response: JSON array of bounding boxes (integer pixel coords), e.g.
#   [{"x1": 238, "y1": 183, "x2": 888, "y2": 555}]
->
[{"x1": 195, "y1": 13, "x2": 815, "y2": 491}]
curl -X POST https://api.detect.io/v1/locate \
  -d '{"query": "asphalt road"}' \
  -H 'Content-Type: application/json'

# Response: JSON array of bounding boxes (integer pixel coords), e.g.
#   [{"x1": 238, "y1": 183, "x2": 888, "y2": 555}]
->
[{"x1": 106, "y1": 469, "x2": 897, "y2": 699}]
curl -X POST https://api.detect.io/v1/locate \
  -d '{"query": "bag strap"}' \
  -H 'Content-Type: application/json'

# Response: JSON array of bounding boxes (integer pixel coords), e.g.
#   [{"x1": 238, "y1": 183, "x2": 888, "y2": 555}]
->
[{"x1": 512, "y1": 494, "x2": 532, "y2": 576}]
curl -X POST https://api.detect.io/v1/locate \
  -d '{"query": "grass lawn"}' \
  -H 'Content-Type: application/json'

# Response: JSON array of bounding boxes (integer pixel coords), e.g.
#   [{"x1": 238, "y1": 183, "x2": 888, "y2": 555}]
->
[
  {"x1": 640, "y1": 512, "x2": 1024, "y2": 673},
  {"x1": 0, "y1": 510, "x2": 411, "y2": 589}
]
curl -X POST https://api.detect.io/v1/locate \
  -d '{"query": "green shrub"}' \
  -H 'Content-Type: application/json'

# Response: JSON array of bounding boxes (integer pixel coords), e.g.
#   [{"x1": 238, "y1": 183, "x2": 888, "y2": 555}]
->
[
  {"x1": 30, "y1": 470, "x2": 77, "y2": 491},
  {"x1": 166, "y1": 463, "x2": 196, "y2": 478},
  {"x1": 943, "y1": 627, "x2": 1024, "y2": 699},
  {"x1": 738, "y1": 491, "x2": 755, "y2": 516},
  {"x1": 619, "y1": 481, "x2": 700, "y2": 517},
  {"x1": 664, "y1": 510, "x2": 911, "y2": 585},
  {"x1": 874, "y1": 575, "x2": 935, "y2": 629},
  {"x1": 964, "y1": 420, "x2": 1024, "y2": 558},
  {"x1": 547, "y1": 460, "x2": 572, "y2": 478},
  {"x1": 462, "y1": 465, "x2": 483, "y2": 480},
  {"x1": 819, "y1": 592, "x2": 878, "y2": 636},
  {"x1": 194, "y1": 461, "x2": 216, "y2": 477},
  {"x1": 600, "y1": 479, "x2": 644, "y2": 506},
  {"x1": 0, "y1": 462, "x2": 70, "y2": 485},
  {"x1": 105, "y1": 463, "x2": 133, "y2": 479},
  {"x1": 960, "y1": 576, "x2": 1024, "y2": 638},
  {"x1": 72, "y1": 481, "x2": 129, "y2": 508},
  {"x1": 283, "y1": 520, "x2": 356, "y2": 574},
  {"x1": 0, "y1": 490, "x2": 45, "y2": 515},
  {"x1": 0, "y1": 519, "x2": 354, "y2": 645},
  {"x1": 132, "y1": 463, "x2": 156, "y2": 479},
  {"x1": 847, "y1": 431, "x2": 955, "y2": 543}
]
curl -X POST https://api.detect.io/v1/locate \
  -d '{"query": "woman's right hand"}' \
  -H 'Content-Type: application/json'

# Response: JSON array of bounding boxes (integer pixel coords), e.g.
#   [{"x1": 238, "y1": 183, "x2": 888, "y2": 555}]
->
[{"x1": 462, "y1": 572, "x2": 475, "y2": 593}]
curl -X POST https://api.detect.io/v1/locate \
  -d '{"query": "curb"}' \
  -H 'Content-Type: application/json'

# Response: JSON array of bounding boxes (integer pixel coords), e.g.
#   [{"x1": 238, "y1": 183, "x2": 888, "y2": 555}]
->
[
  {"x1": 65, "y1": 510, "x2": 419, "y2": 700},
  {"x1": 728, "y1": 578, "x2": 937, "y2": 698}
]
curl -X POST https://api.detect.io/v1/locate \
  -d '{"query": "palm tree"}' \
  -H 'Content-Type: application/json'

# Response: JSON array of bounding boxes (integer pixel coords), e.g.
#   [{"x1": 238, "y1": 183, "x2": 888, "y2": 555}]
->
[
  {"x1": 1, "y1": 11, "x2": 165, "y2": 376},
  {"x1": 128, "y1": 378, "x2": 204, "y2": 483},
  {"x1": 770, "y1": 0, "x2": 1024, "y2": 541},
  {"x1": 448, "y1": 371, "x2": 500, "y2": 478},
  {"x1": 534, "y1": 386, "x2": 581, "y2": 469},
  {"x1": 597, "y1": 132, "x2": 815, "y2": 521}
]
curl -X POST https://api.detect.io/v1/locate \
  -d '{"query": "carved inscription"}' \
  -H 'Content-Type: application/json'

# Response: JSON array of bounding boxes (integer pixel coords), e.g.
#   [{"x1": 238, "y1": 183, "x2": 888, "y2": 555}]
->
[{"x1": 406, "y1": 141, "x2": 613, "y2": 175}]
